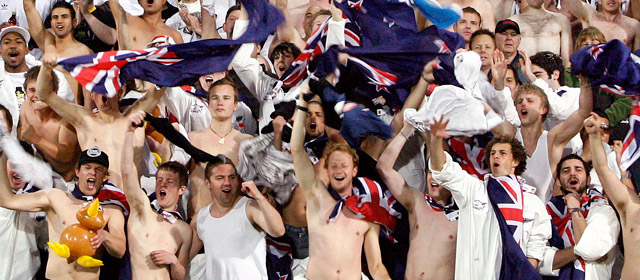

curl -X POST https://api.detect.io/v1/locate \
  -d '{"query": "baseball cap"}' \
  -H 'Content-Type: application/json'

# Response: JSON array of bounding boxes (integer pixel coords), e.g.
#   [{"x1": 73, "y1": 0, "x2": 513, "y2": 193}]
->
[
  {"x1": 0, "y1": 26, "x2": 30, "y2": 43},
  {"x1": 78, "y1": 146, "x2": 109, "y2": 168},
  {"x1": 495, "y1": 19, "x2": 520, "y2": 35}
]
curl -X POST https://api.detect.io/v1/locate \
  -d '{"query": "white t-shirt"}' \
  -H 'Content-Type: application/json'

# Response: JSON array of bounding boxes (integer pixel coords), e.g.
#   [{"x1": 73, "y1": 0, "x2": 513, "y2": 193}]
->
[{"x1": 7, "y1": 72, "x2": 25, "y2": 110}]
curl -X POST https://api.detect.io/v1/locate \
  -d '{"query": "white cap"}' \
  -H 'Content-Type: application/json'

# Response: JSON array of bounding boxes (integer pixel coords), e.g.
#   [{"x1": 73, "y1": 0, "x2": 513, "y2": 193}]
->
[
  {"x1": 0, "y1": 26, "x2": 30, "y2": 44},
  {"x1": 147, "y1": 35, "x2": 176, "y2": 47}
]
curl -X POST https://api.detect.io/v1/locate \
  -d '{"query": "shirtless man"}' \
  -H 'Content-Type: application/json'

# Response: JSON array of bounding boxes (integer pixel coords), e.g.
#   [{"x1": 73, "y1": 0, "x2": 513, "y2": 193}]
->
[
  {"x1": 291, "y1": 88, "x2": 391, "y2": 279},
  {"x1": 376, "y1": 124, "x2": 458, "y2": 279},
  {"x1": 444, "y1": 0, "x2": 497, "y2": 31},
  {"x1": 586, "y1": 116, "x2": 640, "y2": 280},
  {"x1": 187, "y1": 79, "x2": 253, "y2": 218},
  {"x1": 0, "y1": 149, "x2": 126, "y2": 280},
  {"x1": 109, "y1": 0, "x2": 184, "y2": 50},
  {"x1": 510, "y1": 0, "x2": 572, "y2": 66},
  {"x1": 122, "y1": 111, "x2": 192, "y2": 280},
  {"x1": 565, "y1": 0, "x2": 640, "y2": 49},
  {"x1": 36, "y1": 63, "x2": 164, "y2": 189},
  {"x1": 23, "y1": 0, "x2": 93, "y2": 106},
  {"x1": 454, "y1": 7, "x2": 483, "y2": 49},
  {"x1": 497, "y1": 77, "x2": 592, "y2": 203},
  {"x1": 18, "y1": 66, "x2": 80, "y2": 181}
]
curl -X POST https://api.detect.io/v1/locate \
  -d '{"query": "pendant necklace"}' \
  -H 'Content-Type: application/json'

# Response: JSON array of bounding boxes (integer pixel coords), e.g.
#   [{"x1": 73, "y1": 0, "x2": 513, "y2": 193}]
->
[{"x1": 210, "y1": 126, "x2": 232, "y2": 144}]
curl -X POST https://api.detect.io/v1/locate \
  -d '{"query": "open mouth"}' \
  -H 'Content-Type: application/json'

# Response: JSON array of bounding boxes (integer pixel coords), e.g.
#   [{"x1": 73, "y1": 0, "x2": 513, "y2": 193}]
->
[
  {"x1": 205, "y1": 78, "x2": 214, "y2": 83},
  {"x1": 334, "y1": 176, "x2": 345, "y2": 181},
  {"x1": 569, "y1": 178, "x2": 579, "y2": 186},
  {"x1": 8, "y1": 51, "x2": 19, "y2": 63},
  {"x1": 310, "y1": 122, "x2": 317, "y2": 130},
  {"x1": 430, "y1": 183, "x2": 439, "y2": 188},
  {"x1": 493, "y1": 162, "x2": 500, "y2": 168},
  {"x1": 56, "y1": 25, "x2": 64, "y2": 31},
  {"x1": 87, "y1": 178, "x2": 96, "y2": 189},
  {"x1": 147, "y1": 0, "x2": 154, "y2": 4},
  {"x1": 221, "y1": 188, "x2": 231, "y2": 194},
  {"x1": 520, "y1": 109, "x2": 528, "y2": 117},
  {"x1": 159, "y1": 190, "x2": 167, "y2": 198}
]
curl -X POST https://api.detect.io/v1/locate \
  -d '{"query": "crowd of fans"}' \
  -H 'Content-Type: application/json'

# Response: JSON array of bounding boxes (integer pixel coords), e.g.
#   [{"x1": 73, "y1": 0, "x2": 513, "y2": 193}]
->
[{"x1": 0, "y1": 0, "x2": 639, "y2": 279}]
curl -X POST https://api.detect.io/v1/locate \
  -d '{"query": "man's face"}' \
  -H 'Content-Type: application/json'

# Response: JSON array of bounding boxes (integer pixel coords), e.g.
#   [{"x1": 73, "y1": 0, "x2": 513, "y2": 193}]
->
[
  {"x1": 155, "y1": 169, "x2": 186, "y2": 210},
  {"x1": 139, "y1": 0, "x2": 165, "y2": 14},
  {"x1": 515, "y1": 91, "x2": 547, "y2": 126},
  {"x1": 75, "y1": 162, "x2": 108, "y2": 196},
  {"x1": 91, "y1": 91, "x2": 119, "y2": 112},
  {"x1": 427, "y1": 171, "x2": 452, "y2": 202},
  {"x1": 326, "y1": 151, "x2": 358, "y2": 194},
  {"x1": 206, "y1": 164, "x2": 241, "y2": 207},
  {"x1": 305, "y1": 103, "x2": 325, "y2": 137},
  {"x1": 495, "y1": 29, "x2": 521, "y2": 56},
  {"x1": 602, "y1": 0, "x2": 622, "y2": 13},
  {"x1": 505, "y1": 69, "x2": 519, "y2": 97},
  {"x1": 489, "y1": 143, "x2": 518, "y2": 177},
  {"x1": 272, "y1": 50, "x2": 295, "y2": 78},
  {"x1": 303, "y1": 5, "x2": 322, "y2": 38},
  {"x1": 223, "y1": 10, "x2": 241, "y2": 36},
  {"x1": 198, "y1": 72, "x2": 225, "y2": 92},
  {"x1": 6, "y1": 160, "x2": 26, "y2": 191},
  {"x1": 307, "y1": 14, "x2": 329, "y2": 37},
  {"x1": 208, "y1": 84, "x2": 237, "y2": 120},
  {"x1": 558, "y1": 159, "x2": 589, "y2": 195},
  {"x1": 470, "y1": 34, "x2": 495, "y2": 68},
  {"x1": 0, "y1": 33, "x2": 28, "y2": 72},
  {"x1": 50, "y1": 7, "x2": 75, "y2": 38},
  {"x1": 531, "y1": 64, "x2": 553, "y2": 84},
  {"x1": 25, "y1": 80, "x2": 49, "y2": 111},
  {"x1": 454, "y1": 12, "x2": 481, "y2": 43}
]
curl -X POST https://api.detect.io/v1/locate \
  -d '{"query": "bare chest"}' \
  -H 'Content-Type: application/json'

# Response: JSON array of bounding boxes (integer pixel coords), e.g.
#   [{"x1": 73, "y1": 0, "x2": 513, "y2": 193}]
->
[
  {"x1": 518, "y1": 14, "x2": 562, "y2": 37},
  {"x1": 591, "y1": 17, "x2": 629, "y2": 42},
  {"x1": 128, "y1": 218, "x2": 181, "y2": 256}
]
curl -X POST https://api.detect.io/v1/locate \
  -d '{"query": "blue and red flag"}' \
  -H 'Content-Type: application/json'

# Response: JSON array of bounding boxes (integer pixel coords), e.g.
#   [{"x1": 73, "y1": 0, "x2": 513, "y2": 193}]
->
[
  {"x1": 57, "y1": 0, "x2": 283, "y2": 97},
  {"x1": 620, "y1": 100, "x2": 640, "y2": 171}
]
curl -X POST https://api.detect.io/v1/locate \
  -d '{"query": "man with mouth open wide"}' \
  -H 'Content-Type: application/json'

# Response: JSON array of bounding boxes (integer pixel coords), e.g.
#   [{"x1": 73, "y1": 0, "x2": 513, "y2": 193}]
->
[
  {"x1": 0, "y1": 146, "x2": 127, "y2": 280},
  {"x1": 376, "y1": 121, "x2": 459, "y2": 280},
  {"x1": 121, "y1": 111, "x2": 193, "y2": 280},
  {"x1": 495, "y1": 79, "x2": 592, "y2": 203},
  {"x1": 189, "y1": 155, "x2": 285, "y2": 280},
  {"x1": 429, "y1": 116, "x2": 551, "y2": 279},
  {"x1": 289, "y1": 87, "x2": 392, "y2": 280},
  {"x1": 109, "y1": 0, "x2": 183, "y2": 50}
]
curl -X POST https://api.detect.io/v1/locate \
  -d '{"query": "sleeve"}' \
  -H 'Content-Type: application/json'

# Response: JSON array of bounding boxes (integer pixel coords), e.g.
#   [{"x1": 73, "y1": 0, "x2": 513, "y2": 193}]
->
[
  {"x1": 53, "y1": 70, "x2": 75, "y2": 103},
  {"x1": 325, "y1": 19, "x2": 346, "y2": 49},
  {"x1": 603, "y1": 93, "x2": 632, "y2": 127},
  {"x1": 429, "y1": 152, "x2": 482, "y2": 208},
  {"x1": 524, "y1": 193, "x2": 552, "y2": 261},
  {"x1": 230, "y1": 19, "x2": 267, "y2": 101},
  {"x1": 485, "y1": 87, "x2": 521, "y2": 127},
  {"x1": 532, "y1": 79, "x2": 574, "y2": 122},
  {"x1": 573, "y1": 204, "x2": 621, "y2": 261},
  {"x1": 538, "y1": 246, "x2": 561, "y2": 276}
]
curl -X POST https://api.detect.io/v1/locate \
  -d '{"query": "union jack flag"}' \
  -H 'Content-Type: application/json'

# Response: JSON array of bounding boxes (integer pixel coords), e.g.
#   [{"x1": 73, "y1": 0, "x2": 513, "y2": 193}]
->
[
  {"x1": 56, "y1": 0, "x2": 283, "y2": 97},
  {"x1": 620, "y1": 99, "x2": 640, "y2": 171},
  {"x1": 448, "y1": 137, "x2": 489, "y2": 180},
  {"x1": 546, "y1": 189, "x2": 607, "y2": 279}
]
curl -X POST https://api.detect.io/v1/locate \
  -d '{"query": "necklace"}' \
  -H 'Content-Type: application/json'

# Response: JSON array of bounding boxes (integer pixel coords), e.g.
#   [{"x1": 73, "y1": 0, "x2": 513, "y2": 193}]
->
[{"x1": 210, "y1": 126, "x2": 233, "y2": 144}]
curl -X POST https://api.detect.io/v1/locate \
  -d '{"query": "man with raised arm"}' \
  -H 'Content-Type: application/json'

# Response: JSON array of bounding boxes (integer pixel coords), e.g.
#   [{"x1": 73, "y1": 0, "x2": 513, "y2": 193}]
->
[
  {"x1": 0, "y1": 148, "x2": 126, "y2": 280},
  {"x1": 23, "y1": 0, "x2": 92, "y2": 105},
  {"x1": 564, "y1": 0, "x2": 640, "y2": 49},
  {"x1": 187, "y1": 79, "x2": 253, "y2": 218},
  {"x1": 18, "y1": 66, "x2": 80, "y2": 181},
  {"x1": 36, "y1": 63, "x2": 164, "y2": 189},
  {"x1": 121, "y1": 111, "x2": 192, "y2": 280},
  {"x1": 290, "y1": 86, "x2": 391, "y2": 280},
  {"x1": 430, "y1": 116, "x2": 551, "y2": 279},
  {"x1": 497, "y1": 75, "x2": 593, "y2": 203},
  {"x1": 189, "y1": 156, "x2": 285, "y2": 279},
  {"x1": 109, "y1": 0, "x2": 183, "y2": 50},
  {"x1": 376, "y1": 122, "x2": 458, "y2": 279},
  {"x1": 586, "y1": 115, "x2": 640, "y2": 280}
]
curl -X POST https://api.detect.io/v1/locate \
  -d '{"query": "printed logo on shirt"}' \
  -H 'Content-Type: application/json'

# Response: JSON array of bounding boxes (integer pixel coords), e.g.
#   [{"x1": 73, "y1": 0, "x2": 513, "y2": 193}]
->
[
  {"x1": 190, "y1": 103, "x2": 205, "y2": 114},
  {"x1": 15, "y1": 86, "x2": 25, "y2": 108},
  {"x1": 0, "y1": 4, "x2": 8, "y2": 11},
  {"x1": 472, "y1": 199, "x2": 487, "y2": 211}
]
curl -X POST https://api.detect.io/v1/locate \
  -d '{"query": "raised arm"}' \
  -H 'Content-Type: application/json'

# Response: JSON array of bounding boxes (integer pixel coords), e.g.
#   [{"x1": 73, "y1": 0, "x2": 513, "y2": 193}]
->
[
  {"x1": 200, "y1": 6, "x2": 221, "y2": 39},
  {"x1": 22, "y1": 0, "x2": 47, "y2": 49},
  {"x1": 558, "y1": 15, "x2": 572, "y2": 67},
  {"x1": 275, "y1": 0, "x2": 306, "y2": 50},
  {"x1": 37, "y1": 64, "x2": 89, "y2": 128},
  {"x1": 429, "y1": 115, "x2": 450, "y2": 172},
  {"x1": 363, "y1": 223, "x2": 391, "y2": 280},
  {"x1": 548, "y1": 77, "x2": 592, "y2": 170},
  {"x1": 125, "y1": 83, "x2": 166, "y2": 115},
  {"x1": 108, "y1": 0, "x2": 134, "y2": 50},
  {"x1": 376, "y1": 124, "x2": 421, "y2": 211},
  {"x1": 0, "y1": 155, "x2": 51, "y2": 212},
  {"x1": 563, "y1": 0, "x2": 592, "y2": 22},
  {"x1": 244, "y1": 181, "x2": 286, "y2": 237},
  {"x1": 586, "y1": 114, "x2": 638, "y2": 214},
  {"x1": 121, "y1": 111, "x2": 153, "y2": 217},
  {"x1": 77, "y1": 0, "x2": 117, "y2": 45}
]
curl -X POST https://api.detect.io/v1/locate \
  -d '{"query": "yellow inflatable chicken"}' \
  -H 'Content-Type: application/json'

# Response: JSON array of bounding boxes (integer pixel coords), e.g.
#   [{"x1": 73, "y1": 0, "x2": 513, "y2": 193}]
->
[{"x1": 48, "y1": 199, "x2": 106, "y2": 267}]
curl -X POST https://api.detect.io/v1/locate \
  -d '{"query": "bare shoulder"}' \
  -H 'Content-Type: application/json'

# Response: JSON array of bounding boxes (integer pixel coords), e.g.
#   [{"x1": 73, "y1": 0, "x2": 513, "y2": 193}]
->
[
  {"x1": 623, "y1": 15, "x2": 640, "y2": 27},
  {"x1": 175, "y1": 220, "x2": 193, "y2": 238},
  {"x1": 551, "y1": 11, "x2": 570, "y2": 23},
  {"x1": 103, "y1": 205, "x2": 126, "y2": 219},
  {"x1": 236, "y1": 131, "x2": 254, "y2": 142}
]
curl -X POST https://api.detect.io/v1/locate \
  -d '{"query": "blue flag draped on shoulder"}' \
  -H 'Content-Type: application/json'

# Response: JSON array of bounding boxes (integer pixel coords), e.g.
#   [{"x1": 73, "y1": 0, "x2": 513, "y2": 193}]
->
[{"x1": 57, "y1": 0, "x2": 283, "y2": 97}]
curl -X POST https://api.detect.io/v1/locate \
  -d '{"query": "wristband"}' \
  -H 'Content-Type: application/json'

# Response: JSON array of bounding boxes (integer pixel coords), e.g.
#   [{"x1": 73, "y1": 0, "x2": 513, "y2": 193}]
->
[
  {"x1": 568, "y1": 208, "x2": 582, "y2": 215},
  {"x1": 296, "y1": 105, "x2": 308, "y2": 112},
  {"x1": 89, "y1": 6, "x2": 96, "y2": 13}
]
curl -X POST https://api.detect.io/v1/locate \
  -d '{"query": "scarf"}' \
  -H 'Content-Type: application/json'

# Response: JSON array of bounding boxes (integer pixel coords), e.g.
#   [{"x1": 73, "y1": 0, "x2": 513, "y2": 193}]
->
[
  {"x1": 424, "y1": 194, "x2": 459, "y2": 221},
  {"x1": 13, "y1": 182, "x2": 40, "y2": 194},
  {"x1": 148, "y1": 192, "x2": 184, "y2": 224},
  {"x1": 486, "y1": 175, "x2": 540, "y2": 280},
  {"x1": 546, "y1": 188, "x2": 607, "y2": 280},
  {"x1": 327, "y1": 177, "x2": 402, "y2": 241},
  {"x1": 71, "y1": 181, "x2": 130, "y2": 216}
]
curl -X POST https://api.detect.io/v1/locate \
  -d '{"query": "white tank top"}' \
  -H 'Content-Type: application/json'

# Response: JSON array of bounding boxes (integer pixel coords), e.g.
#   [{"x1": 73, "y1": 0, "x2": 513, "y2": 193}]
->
[
  {"x1": 516, "y1": 129, "x2": 554, "y2": 203},
  {"x1": 197, "y1": 197, "x2": 267, "y2": 280}
]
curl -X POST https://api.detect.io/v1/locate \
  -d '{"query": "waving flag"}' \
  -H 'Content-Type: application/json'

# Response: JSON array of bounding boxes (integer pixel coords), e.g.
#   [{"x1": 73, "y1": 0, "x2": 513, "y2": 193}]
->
[
  {"x1": 570, "y1": 39, "x2": 640, "y2": 96},
  {"x1": 620, "y1": 99, "x2": 640, "y2": 171},
  {"x1": 57, "y1": 0, "x2": 283, "y2": 97}
]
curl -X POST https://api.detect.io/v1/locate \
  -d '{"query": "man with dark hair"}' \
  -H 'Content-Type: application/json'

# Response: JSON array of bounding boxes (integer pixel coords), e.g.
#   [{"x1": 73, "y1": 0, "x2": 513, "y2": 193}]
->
[
  {"x1": 23, "y1": 0, "x2": 93, "y2": 106},
  {"x1": 454, "y1": 7, "x2": 483, "y2": 49},
  {"x1": 430, "y1": 116, "x2": 551, "y2": 279},
  {"x1": 0, "y1": 146, "x2": 127, "y2": 280},
  {"x1": 222, "y1": 5, "x2": 241, "y2": 39},
  {"x1": 121, "y1": 111, "x2": 193, "y2": 280},
  {"x1": 189, "y1": 155, "x2": 285, "y2": 280},
  {"x1": 564, "y1": 0, "x2": 640, "y2": 49},
  {"x1": 539, "y1": 152, "x2": 620, "y2": 279},
  {"x1": 18, "y1": 65, "x2": 80, "y2": 181},
  {"x1": 187, "y1": 78, "x2": 253, "y2": 218}
]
